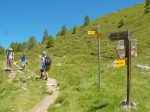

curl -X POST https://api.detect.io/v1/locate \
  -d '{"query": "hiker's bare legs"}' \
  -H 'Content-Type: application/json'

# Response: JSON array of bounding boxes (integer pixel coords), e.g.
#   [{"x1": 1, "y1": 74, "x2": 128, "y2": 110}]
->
[
  {"x1": 22, "y1": 64, "x2": 25, "y2": 69},
  {"x1": 45, "y1": 72, "x2": 48, "y2": 79},
  {"x1": 10, "y1": 61, "x2": 12, "y2": 68},
  {"x1": 7, "y1": 59, "x2": 9, "y2": 68},
  {"x1": 7, "y1": 59, "x2": 12, "y2": 70},
  {"x1": 41, "y1": 72, "x2": 45, "y2": 79}
]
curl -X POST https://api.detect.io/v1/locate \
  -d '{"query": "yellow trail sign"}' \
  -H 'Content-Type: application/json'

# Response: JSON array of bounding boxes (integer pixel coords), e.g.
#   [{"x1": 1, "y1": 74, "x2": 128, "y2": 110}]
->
[
  {"x1": 88, "y1": 31, "x2": 103, "y2": 38},
  {"x1": 114, "y1": 59, "x2": 127, "y2": 67},
  {"x1": 88, "y1": 31, "x2": 96, "y2": 35}
]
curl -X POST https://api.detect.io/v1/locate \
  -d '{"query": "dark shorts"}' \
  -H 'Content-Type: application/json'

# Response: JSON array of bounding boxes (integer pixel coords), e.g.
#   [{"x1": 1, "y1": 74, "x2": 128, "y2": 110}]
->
[
  {"x1": 45, "y1": 64, "x2": 50, "y2": 72},
  {"x1": 42, "y1": 64, "x2": 50, "y2": 72}
]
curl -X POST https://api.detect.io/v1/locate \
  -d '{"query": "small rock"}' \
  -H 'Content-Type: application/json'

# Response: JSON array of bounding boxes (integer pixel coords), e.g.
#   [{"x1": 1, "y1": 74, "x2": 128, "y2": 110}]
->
[
  {"x1": 56, "y1": 63, "x2": 62, "y2": 67},
  {"x1": 55, "y1": 103, "x2": 61, "y2": 107},
  {"x1": 145, "y1": 56, "x2": 150, "y2": 58},
  {"x1": 141, "y1": 72, "x2": 150, "y2": 74},
  {"x1": 136, "y1": 64, "x2": 150, "y2": 70},
  {"x1": 131, "y1": 102, "x2": 137, "y2": 107},
  {"x1": 11, "y1": 109, "x2": 15, "y2": 111},
  {"x1": 121, "y1": 99, "x2": 138, "y2": 110}
]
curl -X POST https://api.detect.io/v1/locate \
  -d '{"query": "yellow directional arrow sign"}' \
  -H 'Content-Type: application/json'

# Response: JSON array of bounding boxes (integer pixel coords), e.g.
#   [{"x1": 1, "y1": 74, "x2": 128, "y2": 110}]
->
[
  {"x1": 88, "y1": 31, "x2": 96, "y2": 35},
  {"x1": 88, "y1": 31, "x2": 103, "y2": 38},
  {"x1": 114, "y1": 59, "x2": 127, "y2": 67}
]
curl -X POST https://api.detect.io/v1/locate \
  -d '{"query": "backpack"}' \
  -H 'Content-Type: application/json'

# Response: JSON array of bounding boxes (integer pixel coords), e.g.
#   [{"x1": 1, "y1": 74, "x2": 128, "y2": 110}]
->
[{"x1": 45, "y1": 57, "x2": 52, "y2": 65}]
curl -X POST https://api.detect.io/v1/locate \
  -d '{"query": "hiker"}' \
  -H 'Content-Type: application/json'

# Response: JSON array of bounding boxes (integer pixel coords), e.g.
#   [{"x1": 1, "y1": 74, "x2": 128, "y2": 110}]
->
[
  {"x1": 6, "y1": 48, "x2": 14, "y2": 70},
  {"x1": 21, "y1": 54, "x2": 26, "y2": 69},
  {"x1": 41, "y1": 51, "x2": 51, "y2": 80}
]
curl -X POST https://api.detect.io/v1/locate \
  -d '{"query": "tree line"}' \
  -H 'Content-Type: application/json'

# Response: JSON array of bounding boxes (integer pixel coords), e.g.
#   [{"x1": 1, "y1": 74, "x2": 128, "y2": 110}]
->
[
  {"x1": 0, "y1": 15, "x2": 91, "y2": 54},
  {"x1": 57, "y1": 15, "x2": 90, "y2": 36},
  {"x1": 8, "y1": 30, "x2": 54, "y2": 53}
]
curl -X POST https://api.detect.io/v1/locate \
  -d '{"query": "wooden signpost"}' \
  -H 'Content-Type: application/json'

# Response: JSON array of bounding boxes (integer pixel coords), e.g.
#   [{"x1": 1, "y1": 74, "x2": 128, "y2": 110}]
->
[{"x1": 109, "y1": 30, "x2": 132, "y2": 107}]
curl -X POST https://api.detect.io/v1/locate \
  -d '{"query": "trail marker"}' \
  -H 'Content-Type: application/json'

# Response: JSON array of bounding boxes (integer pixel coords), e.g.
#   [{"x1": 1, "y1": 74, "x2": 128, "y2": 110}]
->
[
  {"x1": 88, "y1": 25, "x2": 103, "y2": 89},
  {"x1": 88, "y1": 31, "x2": 96, "y2": 35},
  {"x1": 114, "y1": 59, "x2": 127, "y2": 67},
  {"x1": 109, "y1": 30, "x2": 132, "y2": 108},
  {"x1": 117, "y1": 40, "x2": 137, "y2": 58}
]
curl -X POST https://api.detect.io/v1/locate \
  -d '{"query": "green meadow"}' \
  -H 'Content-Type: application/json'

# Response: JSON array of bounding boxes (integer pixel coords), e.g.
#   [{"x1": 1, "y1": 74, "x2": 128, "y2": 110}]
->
[{"x1": 0, "y1": 2, "x2": 149, "y2": 112}]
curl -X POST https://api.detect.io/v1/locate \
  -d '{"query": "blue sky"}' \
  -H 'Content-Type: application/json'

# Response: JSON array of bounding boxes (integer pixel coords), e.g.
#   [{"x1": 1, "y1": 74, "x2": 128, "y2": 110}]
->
[{"x1": 0, "y1": 0, "x2": 144, "y2": 48}]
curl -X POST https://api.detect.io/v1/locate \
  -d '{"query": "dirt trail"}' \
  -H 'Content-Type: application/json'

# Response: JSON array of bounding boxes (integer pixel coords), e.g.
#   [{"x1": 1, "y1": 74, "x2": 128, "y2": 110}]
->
[
  {"x1": 6, "y1": 70, "x2": 16, "y2": 82},
  {"x1": 4, "y1": 61, "x2": 59, "y2": 112},
  {"x1": 13, "y1": 62, "x2": 60, "y2": 112},
  {"x1": 27, "y1": 78, "x2": 59, "y2": 112},
  {"x1": 4, "y1": 66, "x2": 16, "y2": 83},
  {"x1": 4, "y1": 62, "x2": 22, "y2": 82}
]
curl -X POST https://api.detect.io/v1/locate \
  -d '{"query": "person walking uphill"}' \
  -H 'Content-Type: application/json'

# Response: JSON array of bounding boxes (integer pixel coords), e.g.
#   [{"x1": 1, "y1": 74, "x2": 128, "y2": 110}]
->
[
  {"x1": 21, "y1": 54, "x2": 26, "y2": 69},
  {"x1": 41, "y1": 51, "x2": 52, "y2": 80},
  {"x1": 7, "y1": 48, "x2": 14, "y2": 70}
]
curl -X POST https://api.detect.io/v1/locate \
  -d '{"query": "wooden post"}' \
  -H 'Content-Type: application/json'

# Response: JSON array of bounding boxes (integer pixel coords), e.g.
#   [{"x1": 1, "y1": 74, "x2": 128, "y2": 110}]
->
[
  {"x1": 109, "y1": 30, "x2": 132, "y2": 107},
  {"x1": 126, "y1": 31, "x2": 131, "y2": 106},
  {"x1": 96, "y1": 25, "x2": 101, "y2": 89},
  {"x1": 98, "y1": 37, "x2": 101, "y2": 89}
]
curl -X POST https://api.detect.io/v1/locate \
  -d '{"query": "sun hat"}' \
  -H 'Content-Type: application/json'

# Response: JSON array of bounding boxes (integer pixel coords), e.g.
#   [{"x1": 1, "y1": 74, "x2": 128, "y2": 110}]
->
[{"x1": 9, "y1": 48, "x2": 13, "y2": 50}]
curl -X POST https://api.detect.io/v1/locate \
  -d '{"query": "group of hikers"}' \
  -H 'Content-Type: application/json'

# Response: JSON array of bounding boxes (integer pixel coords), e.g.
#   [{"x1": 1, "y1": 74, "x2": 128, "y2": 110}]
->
[{"x1": 6, "y1": 48, "x2": 52, "y2": 80}]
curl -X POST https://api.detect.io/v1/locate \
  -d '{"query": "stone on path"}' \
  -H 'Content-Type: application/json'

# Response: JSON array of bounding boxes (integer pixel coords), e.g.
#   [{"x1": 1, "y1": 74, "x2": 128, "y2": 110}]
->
[{"x1": 136, "y1": 64, "x2": 150, "y2": 70}]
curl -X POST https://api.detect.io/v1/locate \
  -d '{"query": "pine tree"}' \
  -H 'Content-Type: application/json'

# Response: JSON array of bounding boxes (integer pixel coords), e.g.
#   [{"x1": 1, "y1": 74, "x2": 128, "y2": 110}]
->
[
  {"x1": 10, "y1": 42, "x2": 24, "y2": 52},
  {"x1": 10, "y1": 42, "x2": 17, "y2": 52},
  {"x1": 56, "y1": 32, "x2": 61, "y2": 37},
  {"x1": 42, "y1": 29, "x2": 49, "y2": 43},
  {"x1": 0, "y1": 45, "x2": 5, "y2": 54},
  {"x1": 16, "y1": 42, "x2": 23, "y2": 52},
  {"x1": 22, "y1": 42, "x2": 28, "y2": 51},
  {"x1": 28, "y1": 36, "x2": 37, "y2": 49},
  {"x1": 60, "y1": 25, "x2": 67, "y2": 36},
  {"x1": 72, "y1": 25, "x2": 77, "y2": 34},
  {"x1": 46, "y1": 35, "x2": 54, "y2": 48},
  {"x1": 83, "y1": 15, "x2": 90, "y2": 26},
  {"x1": 145, "y1": 0, "x2": 150, "y2": 6},
  {"x1": 145, "y1": 0, "x2": 150, "y2": 13}
]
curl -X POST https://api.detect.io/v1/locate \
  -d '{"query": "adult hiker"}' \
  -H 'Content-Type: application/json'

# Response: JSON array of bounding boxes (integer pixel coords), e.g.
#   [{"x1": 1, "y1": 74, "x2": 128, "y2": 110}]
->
[
  {"x1": 41, "y1": 51, "x2": 52, "y2": 80},
  {"x1": 21, "y1": 54, "x2": 26, "y2": 69},
  {"x1": 6, "y1": 48, "x2": 14, "y2": 70}
]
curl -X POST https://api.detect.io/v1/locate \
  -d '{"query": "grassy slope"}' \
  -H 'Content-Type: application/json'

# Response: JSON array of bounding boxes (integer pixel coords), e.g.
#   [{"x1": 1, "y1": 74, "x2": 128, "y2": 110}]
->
[
  {"x1": 45, "y1": 3, "x2": 150, "y2": 112},
  {"x1": 0, "y1": 2, "x2": 149, "y2": 112},
  {"x1": 47, "y1": 3, "x2": 150, "y2": 58}
]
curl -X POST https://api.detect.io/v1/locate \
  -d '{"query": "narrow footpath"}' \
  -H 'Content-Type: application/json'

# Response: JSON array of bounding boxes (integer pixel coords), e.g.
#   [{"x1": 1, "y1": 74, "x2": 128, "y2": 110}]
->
[
  {"x1": 4, "y1": 61, "x2": 59, "y2": 112},
  {"x1": 27, "y1": 78, "x2": 59, "y2": 112}
]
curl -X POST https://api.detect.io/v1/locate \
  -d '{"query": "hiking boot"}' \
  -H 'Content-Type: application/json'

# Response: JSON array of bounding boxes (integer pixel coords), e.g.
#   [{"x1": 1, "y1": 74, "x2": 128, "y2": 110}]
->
[
  {"x1": 40, "y1": 74, "x2": 44, "y2": 79},
  {"x1": 45, "y1": 77, "x2": 48, "y2": 81}
]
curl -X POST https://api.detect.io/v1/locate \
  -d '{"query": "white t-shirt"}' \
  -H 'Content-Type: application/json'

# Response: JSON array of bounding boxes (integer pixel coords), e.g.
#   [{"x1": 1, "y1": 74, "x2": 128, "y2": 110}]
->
[{"x1": 7, "y1": 51, "x2": 14, "y2": 60}]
